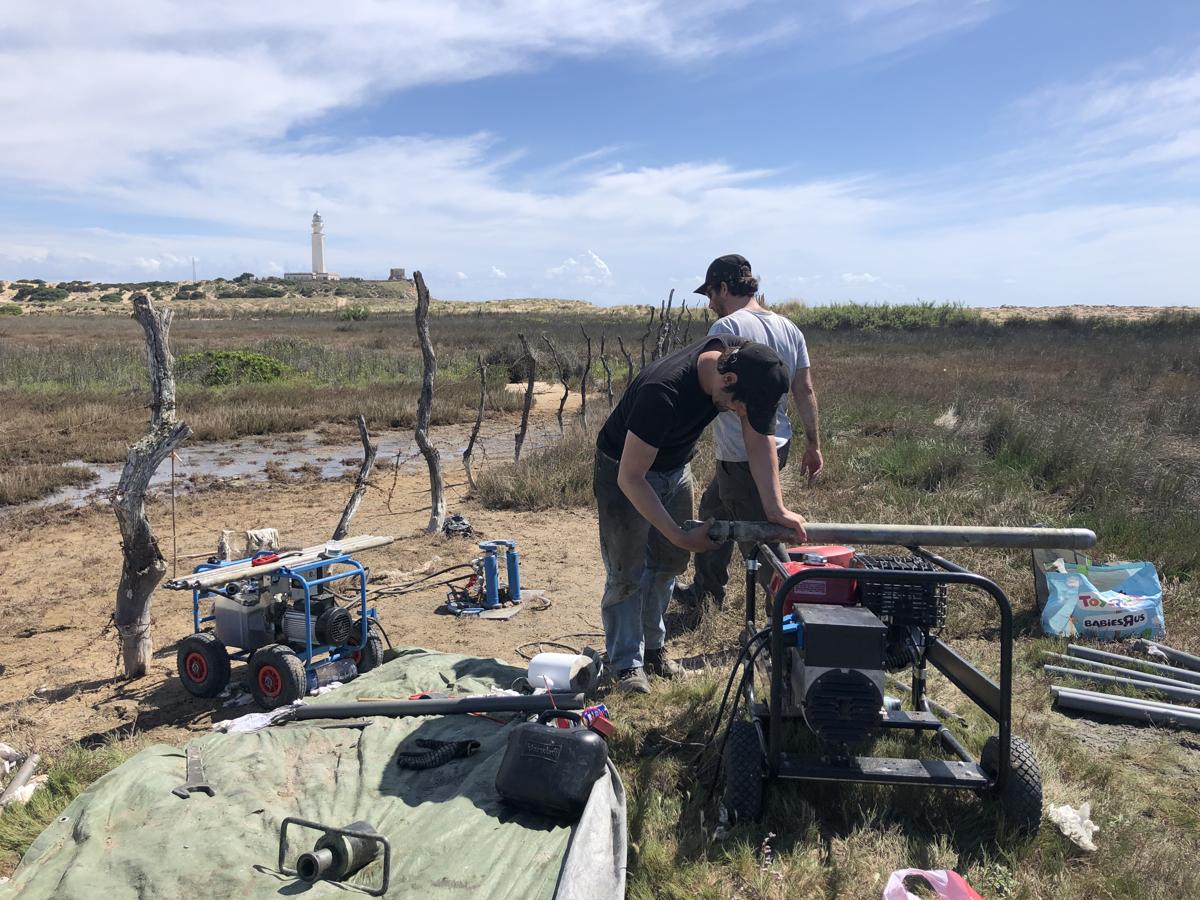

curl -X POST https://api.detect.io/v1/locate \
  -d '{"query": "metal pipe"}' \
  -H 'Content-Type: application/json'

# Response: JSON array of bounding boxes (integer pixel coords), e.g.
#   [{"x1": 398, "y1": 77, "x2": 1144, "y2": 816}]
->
[
  {"x1": 1066, "y1": 644, "x2": 1200, "y2": 686},
  {"x1": 1055, "y1": 685, "x2": 1200, "y2": 714},
  {"x1": 281, "y1": 692, "x2": 585, "y2": 722},
  {"x1": 1132, "y1": 639, "x2": 1200, "y2": 673},
  {"x1": 1045, "y1": 666, "x2": 1200, "y2": 703},
  {"x1": 0, "y1": 753, "x2": 40, "y2": 808},
  {"x1": 1041, "y1": 652, "x2": 1200, "y2": 689},
  {"x1": 685, "y1": 520, "x2": 1096, "y2": 550},
  {"x1": 1052, "y1": 686, "x2": 1200, "y2": 727}
]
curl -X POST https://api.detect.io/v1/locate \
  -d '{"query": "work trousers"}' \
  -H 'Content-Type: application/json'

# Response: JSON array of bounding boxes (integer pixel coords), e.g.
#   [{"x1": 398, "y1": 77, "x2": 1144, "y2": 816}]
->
[
  {"x1": 690, "y1": 442, "x2": 790, "y2": 604},
  {"x1": 593, "y1": 450, "x2": 693, "y2": 672}
]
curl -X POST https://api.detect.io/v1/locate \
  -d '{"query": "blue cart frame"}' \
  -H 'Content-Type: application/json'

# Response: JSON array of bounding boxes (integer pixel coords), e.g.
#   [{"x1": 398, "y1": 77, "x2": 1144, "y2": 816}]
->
[{"x1": 190, "y1": 551, "x2": 377, "y2": 673}]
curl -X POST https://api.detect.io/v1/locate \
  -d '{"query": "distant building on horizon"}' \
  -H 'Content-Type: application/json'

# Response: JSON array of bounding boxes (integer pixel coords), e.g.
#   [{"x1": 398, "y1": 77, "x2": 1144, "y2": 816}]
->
[{"x1": 284, "y1": 211, "x2": 340, "y2": 282}]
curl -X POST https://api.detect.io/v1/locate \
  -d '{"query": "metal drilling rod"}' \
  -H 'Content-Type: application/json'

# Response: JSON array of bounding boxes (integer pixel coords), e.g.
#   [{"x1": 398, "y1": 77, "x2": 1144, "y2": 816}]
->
[
  {"x1": 685, "y1": 520, "x2": 1097, "y2": 550},
  {"x1": 1041, "y1": 652, "x2": 1200, "y2": 689},
  {"x1": 1132, "y1": 639, "x2": 1200, "y2": 673},
  {"x1": 1045, "y1": 666, "x2": 1200, "y2": 703},
  {"x1": 1052, "y1": 686, "x2": 1200, "y2": 729},
  {"x1": 1066, "y1": 644, "x2": 1200, "y2": 686}
]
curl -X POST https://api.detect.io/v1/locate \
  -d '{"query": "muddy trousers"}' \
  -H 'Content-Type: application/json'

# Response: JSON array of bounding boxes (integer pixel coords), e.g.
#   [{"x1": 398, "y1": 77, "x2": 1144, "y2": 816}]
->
[
  {"x1": 593, "y1": 450, "x2": 693, "y2": 673},
  {"x1": 690, "y1": 441, "x2": 790, "y2": 604}
]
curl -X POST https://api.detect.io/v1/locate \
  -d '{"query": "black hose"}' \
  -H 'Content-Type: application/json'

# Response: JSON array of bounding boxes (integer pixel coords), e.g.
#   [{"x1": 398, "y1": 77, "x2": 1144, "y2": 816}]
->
[{"x1": 281, "y1": 692, "x2": 586, "y2": 722}]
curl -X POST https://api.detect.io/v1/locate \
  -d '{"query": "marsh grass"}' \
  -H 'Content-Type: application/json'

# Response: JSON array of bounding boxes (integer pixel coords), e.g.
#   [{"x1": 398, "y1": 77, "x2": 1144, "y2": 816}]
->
[
  {"x1": 0, "y1": 464, "x2": 97, "y2": 506},
  {"x1": 0, "y1": 739, "x2": 146, "y2": 875}
]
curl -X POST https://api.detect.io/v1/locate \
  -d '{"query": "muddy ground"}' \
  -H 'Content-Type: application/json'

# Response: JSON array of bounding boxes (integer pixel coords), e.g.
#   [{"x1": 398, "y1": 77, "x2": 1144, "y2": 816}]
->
[{"x1": 0, "y1": 390, "x2": 614, "y2": 753}]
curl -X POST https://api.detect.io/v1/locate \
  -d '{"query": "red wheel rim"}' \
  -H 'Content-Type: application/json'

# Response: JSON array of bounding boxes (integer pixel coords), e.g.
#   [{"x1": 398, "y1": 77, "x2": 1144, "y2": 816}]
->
[
  {"x1": 258, "y1": 665, "x2": 282, "y2": 698},
  {"x1": 184, "y1": 651, "x2": 209, "y2": 683},
  {"x1": 351, "y1": 649, "x2": 362, "y2": 664}
]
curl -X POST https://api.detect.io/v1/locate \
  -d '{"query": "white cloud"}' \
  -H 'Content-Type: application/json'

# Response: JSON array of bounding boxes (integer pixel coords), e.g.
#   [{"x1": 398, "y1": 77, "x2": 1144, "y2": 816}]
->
[
  {"x1": 456, "y1": 271, "x2": 469, "y2": 280},
  {"x1": 491, "y1": 266, "x2": 507, "y2": 279},
  {"x1": 547, "y1": 250, "x2": 614, "y2": 285},
  {"x1": 841, "y1": 272, "x2": 881, "y2": 283}
]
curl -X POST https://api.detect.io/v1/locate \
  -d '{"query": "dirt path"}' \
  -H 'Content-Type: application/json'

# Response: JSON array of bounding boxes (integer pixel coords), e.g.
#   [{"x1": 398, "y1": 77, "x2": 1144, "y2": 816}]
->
[{"x1": 0, "y1": 398, "x2": 605, "y2": 753}]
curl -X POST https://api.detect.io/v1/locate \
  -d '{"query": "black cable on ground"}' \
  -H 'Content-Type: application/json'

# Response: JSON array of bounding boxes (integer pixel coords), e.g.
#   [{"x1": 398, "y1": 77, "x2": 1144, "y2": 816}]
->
[{"x1": 513, "y1": 632, "x2": 606, "y2": 661}]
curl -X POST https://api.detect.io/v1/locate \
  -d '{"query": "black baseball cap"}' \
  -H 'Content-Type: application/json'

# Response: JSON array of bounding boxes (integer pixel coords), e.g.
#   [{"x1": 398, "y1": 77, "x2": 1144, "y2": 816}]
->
[
  {"x1": 719, "y1": 341, "x2": 789, "y2": 435},
  {"x1": 695, "y1": 254, "x2": 752, "y2": 296}
]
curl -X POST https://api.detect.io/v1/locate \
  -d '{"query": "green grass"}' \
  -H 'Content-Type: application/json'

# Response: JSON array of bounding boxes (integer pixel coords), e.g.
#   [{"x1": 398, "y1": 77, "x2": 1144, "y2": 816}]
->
[{"x1": 0, "y1": 739, "x2": 145, "y2": 875}]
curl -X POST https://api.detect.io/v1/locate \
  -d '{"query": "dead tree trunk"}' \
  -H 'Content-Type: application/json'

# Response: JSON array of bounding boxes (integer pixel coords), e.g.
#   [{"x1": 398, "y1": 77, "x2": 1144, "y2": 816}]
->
[
  {"x1": 617, "y1": 336, "x2": 634, "y2": 387},
  {"x1": 514, "y1": 333, "x2": 536, "y2": 461},
  {"x1": 673, "y1": 297, "x2": 688, "y2": 351},
  {"x1": 578, "y1": 326, "x2": 593, "y2": 426},
  {"x1": 599, "y1": 335, "x2": 614, "y2": 407},
  {"x1": 462, "y1": 354, "x2": 486, "y2": 490},
  {"x1": 655, "y1": 289, "x2": 674, "y2": 358},
  {"x1": 413, "y1": 271, "x2": 446, "y2": 534},
  {"x1": 332, "y1": 415, "x2": 377, "y2": 541},
  {"x1": 682, "y1": 304, "x2": 694, "y2": 345},
  {"x1": 112, "y1": 293, "x2": 192, "y2": 678},
  {"x1": 540, "y1": 334, "x2": 570, "y2": 434},
  {"x1": 639, "y1": 306, "x2": 655, "y2": 368}
]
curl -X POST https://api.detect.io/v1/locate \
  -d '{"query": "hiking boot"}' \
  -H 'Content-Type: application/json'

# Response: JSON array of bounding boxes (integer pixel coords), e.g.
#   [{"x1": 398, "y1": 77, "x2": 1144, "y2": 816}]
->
[
  {"x1": 644, "y1": 647, "x2": 684, "y2": 679},
  {"x1": 672, "y1": 580, "x2": 723, "y2": 608},
  {"x1": 614, "y1": 667, "x2": 651, "y2": 694}
]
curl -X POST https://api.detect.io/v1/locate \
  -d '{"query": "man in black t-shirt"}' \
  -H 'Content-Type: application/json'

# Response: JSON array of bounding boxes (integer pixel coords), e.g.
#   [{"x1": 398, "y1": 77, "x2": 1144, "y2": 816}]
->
[{"x1": 594, "y1": 334, "x2": 808, "y2": 693}]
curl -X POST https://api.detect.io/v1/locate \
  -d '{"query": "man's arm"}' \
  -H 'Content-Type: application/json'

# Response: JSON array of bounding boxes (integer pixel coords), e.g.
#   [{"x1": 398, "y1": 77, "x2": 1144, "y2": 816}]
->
[
  {"x1": 741, "y1": 419, "x2": 808, "y2": 542},
  {"x1": 791, "y1": 366, "x2": 823, "y2": 485},
  {"x1": 616, "y1": 432, "x2": 721, "y2": 553}
]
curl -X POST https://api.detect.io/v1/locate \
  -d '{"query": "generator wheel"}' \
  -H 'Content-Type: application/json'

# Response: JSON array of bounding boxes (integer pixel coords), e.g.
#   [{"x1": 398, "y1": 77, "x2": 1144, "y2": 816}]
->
[
  {"x1": 350, "y1": 625, "x2": 384, "y2": 674},
  {"x1": 722, "y1": 720, "x2": 765, "y2": 824},
  {"x1": 177, "y1": 632, "x2": 230, "y2": 698},
  {"x1": 982, "y1": 734, "x2": 1043, "y2": 836},
  {"x1": 250, "y1": 644, "x2": 307, "y2": 710}
]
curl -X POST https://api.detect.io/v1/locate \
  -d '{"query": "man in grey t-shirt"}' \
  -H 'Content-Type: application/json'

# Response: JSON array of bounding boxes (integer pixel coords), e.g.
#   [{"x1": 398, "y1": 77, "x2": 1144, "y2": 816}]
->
[{"x1": 677, "y1": 254, "x2": 824, "y2": 607}]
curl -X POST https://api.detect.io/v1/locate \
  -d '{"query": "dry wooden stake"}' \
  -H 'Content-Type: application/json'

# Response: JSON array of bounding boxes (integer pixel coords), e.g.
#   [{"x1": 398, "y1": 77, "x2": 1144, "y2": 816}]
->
[
  {"x1": 462, "y1": 354, "x2": 486, "y2": 490},
  {"x1": 412, "y1": 271, "x2": 446, "y2": 534},
  {"x1": 514, "y1": 333, "x2": 536, "y2": 461},
  {"x1": 333, "y1": 414, "x2": 378, "y2": 541},
  {"x1": 578, "y1": 326, "x2": 593, "y2": 426}
]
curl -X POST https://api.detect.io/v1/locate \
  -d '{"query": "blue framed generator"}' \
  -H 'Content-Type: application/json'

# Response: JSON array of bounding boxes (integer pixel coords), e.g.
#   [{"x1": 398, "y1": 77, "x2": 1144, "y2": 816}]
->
[{"x1": 172, "y1": 549, "x2": 382, "y2": 709}]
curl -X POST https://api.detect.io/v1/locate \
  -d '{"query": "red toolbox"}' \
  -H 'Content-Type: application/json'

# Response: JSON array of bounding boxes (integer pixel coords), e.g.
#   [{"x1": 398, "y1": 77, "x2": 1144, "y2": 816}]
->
[{"x1": 767, "y1": 545, "x2": 857, "y2": 615}]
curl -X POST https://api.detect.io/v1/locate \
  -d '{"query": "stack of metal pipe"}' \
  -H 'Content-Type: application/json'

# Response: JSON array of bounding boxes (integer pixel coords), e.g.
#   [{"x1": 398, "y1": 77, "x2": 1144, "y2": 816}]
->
[{"x1": 1046, "y1": 641, "x2": 1200, "y2": 729}]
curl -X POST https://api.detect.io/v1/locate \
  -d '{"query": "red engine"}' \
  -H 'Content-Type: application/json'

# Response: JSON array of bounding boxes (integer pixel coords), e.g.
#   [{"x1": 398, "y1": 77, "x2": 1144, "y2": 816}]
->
[{"x1": 767, "y1": 544, "x2": 857, "y2": 616}]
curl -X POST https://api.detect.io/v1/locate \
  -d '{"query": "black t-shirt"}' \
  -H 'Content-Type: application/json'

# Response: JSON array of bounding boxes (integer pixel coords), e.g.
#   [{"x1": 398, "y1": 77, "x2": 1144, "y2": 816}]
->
[{"x1": 596, "y1": 334, "x2": 746, "y2": 471}]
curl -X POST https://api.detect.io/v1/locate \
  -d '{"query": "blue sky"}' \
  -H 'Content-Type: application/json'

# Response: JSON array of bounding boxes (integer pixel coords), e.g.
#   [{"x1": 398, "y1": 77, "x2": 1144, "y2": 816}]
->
[{"x1": 2, "y1": 1, "x2": 1198, "y2": 305}]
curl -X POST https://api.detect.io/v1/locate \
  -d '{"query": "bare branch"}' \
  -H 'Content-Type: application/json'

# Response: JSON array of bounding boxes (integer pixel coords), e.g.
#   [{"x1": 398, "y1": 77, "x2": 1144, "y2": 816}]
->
[
  {"x1": 413, "y1": 271, "x2": 446, "y2": 534},
  {"x1": 599, "y1": 335, "x2": 614, "y2": 407},
  {"x1": 616, "y1": 335, "x2": 634, "y2": 387},
  {"x1": 579, "y1": 326, "x2": 593, "y2": 426},
  {"x1": 515, "y1": 333, "x2": 536, "y2": 461},
  {"x1": 462, "y1": 354, "x2": 486, "y2": 490},
  {"x1": 640, "y1": 305, "x2": 655, "y2": 368},
  {"x1": 332, "y1": 414, "x2": 378, "y2": 541},
  {"x1": 540, "y1": 333, "x2": 570, "y2": 434}
]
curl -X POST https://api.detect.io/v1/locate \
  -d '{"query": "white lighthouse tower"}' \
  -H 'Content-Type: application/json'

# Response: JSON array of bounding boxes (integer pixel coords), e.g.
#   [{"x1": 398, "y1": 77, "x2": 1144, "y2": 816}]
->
[
  {"x1": 311, "y1": 211, "x2": 326, "y2": 275},
  {"x1": 285, "y1": 210, "x2": 339, "y2": 282}
]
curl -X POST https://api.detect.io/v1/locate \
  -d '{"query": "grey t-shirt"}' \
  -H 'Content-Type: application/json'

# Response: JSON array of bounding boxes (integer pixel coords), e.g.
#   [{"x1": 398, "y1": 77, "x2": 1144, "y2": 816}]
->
[{"x1": 709, "y1": 308, "x2": 809, "y2": 461}]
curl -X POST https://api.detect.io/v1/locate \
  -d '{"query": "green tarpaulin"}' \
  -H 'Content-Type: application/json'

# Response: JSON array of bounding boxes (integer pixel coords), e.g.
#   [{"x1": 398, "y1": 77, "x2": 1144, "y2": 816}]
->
[{"x1": 2, "y1": 648, "x2": 626, "y2": 899}]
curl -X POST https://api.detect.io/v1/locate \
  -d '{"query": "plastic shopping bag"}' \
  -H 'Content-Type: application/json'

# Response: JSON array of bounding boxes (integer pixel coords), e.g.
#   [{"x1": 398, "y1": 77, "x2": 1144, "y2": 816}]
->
[
  {"x1": 1042, "y1": 560, "x2": 1164, "y2": 640},
  {"x1": 882, "y1": 868, "x2": 983, "y2": 900}
]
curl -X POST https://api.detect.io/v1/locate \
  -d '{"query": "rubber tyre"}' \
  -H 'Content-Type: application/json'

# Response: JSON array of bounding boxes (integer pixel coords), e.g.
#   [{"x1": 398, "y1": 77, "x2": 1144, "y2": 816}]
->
[
  {"x1": 176, "y1": 632, "x2": 231, "y2": 698},
  {"x1": 722, "y1": 720, "x2": 765, "y2": 824},
  {"x1": 250, "y1": 644, "x2": 307, "y2": 710},
  {"x1": 351, "y1": 626, "x2": 384, "y2": 674},
  {"x1": 982, "y1": 734, "x2": 1043, "y2": 836}
]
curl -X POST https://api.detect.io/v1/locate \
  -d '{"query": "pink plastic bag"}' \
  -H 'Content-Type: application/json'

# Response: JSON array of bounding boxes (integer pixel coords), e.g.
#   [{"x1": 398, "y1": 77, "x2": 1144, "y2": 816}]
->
[{"x1": 882, "y1": 868, "x2": 983, "y2": 900}]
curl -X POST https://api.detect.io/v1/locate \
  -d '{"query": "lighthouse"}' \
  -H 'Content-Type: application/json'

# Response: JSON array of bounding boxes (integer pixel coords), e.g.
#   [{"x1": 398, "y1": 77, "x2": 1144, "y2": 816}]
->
[
  {"x1": 284, "y1": 210, "x2": 339, "y2": 282},
  {"x1": 311, "y1": 211, "x2": 326, "y2": 275}
]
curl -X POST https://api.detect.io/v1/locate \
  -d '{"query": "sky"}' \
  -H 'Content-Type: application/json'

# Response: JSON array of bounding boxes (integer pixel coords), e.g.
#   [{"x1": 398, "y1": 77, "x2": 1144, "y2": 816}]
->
[{"x1": 1, "y1": 1, "x2": 1198, "y2": 306}]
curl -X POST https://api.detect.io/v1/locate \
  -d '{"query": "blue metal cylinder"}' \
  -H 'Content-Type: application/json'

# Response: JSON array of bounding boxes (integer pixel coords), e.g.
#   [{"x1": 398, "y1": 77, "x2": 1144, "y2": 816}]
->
[
  {"x1": 505, "y1": 545, "x2": 521, "y2": 602},
  {"x1": 481, "y1": 548, "x2": 500, "y2": 608}
]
